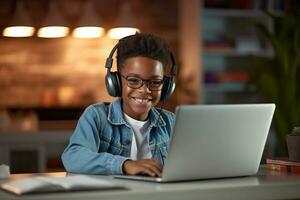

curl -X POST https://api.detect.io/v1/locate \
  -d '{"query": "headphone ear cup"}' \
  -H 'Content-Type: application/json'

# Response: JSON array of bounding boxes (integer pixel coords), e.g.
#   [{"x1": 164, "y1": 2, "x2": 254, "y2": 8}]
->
[
  {"x1": 160, "y1": 76, "x2": 175, "y2": 101},
  {"x1": 114, "y1": 72, "x2": 122, "y2": 97},
  {"x1": 105, "y1": 72, "x2": 122, "y2": 97}
]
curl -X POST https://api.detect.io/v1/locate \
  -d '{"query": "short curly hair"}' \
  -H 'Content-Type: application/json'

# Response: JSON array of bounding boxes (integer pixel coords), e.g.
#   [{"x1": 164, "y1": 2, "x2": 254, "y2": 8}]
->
[{"x1": 116, "y1": 33, "x2": 171, "y2": 71}]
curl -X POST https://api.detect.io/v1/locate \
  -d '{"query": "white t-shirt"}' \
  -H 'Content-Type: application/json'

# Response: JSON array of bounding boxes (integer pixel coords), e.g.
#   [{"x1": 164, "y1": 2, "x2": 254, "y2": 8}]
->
[{"x1": 123, "y1": 113, "x2": 152, "y2": 160}]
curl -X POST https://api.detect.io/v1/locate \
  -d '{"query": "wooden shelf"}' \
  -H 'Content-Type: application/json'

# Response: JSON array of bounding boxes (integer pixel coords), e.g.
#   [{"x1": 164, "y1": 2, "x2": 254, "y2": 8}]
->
[
  {"x1": 203, "y1": 9, "x2": 267, "y2": 17},
  {"x1": 203, "y1": 49, "x2": 274, "y2": 57},
  {"x1": 203, "y1": 8, "x2": 284, "y2": 17},
  {"x1": 204, "y1": 83, "x2": 256, "y2": 93}
]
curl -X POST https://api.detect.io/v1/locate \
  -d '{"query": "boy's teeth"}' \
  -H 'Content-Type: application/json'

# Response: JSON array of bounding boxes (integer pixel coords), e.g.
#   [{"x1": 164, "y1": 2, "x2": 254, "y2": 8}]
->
[{"x1": 134, "y1": 98, "x2": 149, "y2": 103}]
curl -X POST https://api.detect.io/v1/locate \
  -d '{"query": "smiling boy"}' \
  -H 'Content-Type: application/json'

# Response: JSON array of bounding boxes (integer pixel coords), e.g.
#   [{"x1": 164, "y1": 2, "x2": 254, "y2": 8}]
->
[{"x1": 62, "y1": 33, "x2": 176, "y2": 177}]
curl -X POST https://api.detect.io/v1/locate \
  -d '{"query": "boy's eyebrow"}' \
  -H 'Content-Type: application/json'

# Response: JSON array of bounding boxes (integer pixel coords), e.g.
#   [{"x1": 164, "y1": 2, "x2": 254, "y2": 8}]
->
[{"x1": 125, "y1": 73, "x2": 163, "y2": 79}]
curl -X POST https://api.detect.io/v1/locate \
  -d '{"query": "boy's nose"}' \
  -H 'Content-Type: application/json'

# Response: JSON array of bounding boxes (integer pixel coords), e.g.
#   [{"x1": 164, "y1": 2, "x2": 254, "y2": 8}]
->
[{"x1": 138, "y1": 82, "x2": 151, "y2": 93}]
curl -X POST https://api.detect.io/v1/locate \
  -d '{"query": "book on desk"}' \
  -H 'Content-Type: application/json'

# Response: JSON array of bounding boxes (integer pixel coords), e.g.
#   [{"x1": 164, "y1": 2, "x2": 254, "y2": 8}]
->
[
  {"x1": 0, "y1": 175, "x2": 126, "y2": 195},
  {"x1": 266, "y1": 158, "x2": 300, "y2": 174}
]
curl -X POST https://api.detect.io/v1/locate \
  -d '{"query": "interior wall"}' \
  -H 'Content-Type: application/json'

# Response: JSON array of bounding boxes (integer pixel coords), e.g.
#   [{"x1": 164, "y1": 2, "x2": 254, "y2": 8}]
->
[{"x1": 0, "y1": 0, "x2": 201, "y2": 113}]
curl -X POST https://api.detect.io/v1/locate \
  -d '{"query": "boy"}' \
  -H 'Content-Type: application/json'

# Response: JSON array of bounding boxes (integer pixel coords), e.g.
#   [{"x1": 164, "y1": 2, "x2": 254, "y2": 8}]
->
[{"x1": 62, "y1": 33, "x2": 176, "y2": 177}]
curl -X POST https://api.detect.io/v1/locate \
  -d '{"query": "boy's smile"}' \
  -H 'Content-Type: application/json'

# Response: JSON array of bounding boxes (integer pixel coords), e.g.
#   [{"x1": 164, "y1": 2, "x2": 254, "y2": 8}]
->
[{"x1": 120, "y1": 56, "x2": 164, "y2": 121}]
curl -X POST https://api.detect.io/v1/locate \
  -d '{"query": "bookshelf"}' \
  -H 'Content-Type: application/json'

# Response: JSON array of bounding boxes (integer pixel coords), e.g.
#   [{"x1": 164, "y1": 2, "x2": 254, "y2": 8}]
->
[{"x1": 200, "y1": 0, "x2": 281, "y2": 104}]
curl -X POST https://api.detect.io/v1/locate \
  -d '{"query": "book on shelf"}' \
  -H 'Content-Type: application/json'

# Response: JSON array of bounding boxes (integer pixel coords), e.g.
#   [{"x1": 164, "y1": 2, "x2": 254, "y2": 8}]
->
[
  {"x1": 266, "y1": 158, "x2": 300, "y2": 174},
  {"x1": 0, "y1": 175, "x2": 126, "y2": 195},
  {"x1": 217, "y1": 72, "x2": 250, "y2": 82},
  {"x1": 204, "y1": 42, "x2": 234, "y2": 51}
]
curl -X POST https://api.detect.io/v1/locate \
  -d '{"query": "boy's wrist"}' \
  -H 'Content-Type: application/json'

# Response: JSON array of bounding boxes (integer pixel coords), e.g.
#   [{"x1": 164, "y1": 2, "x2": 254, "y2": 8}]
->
[{"x1": 122, "y1": 159, "x2": 132, "y2": 174}]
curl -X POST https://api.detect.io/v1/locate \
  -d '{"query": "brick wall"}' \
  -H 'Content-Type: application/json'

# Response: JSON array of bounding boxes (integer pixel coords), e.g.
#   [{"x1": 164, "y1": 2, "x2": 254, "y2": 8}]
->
[
  {"x1": 0, "y1": 36, "x2": 116, "y2": 107},
  {"x1": 0, "y1": 0, "x2": 180, "y2": 109}
]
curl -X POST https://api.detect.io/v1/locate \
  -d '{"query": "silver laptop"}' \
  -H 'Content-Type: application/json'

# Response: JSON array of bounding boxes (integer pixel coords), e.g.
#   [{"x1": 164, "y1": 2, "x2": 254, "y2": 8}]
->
[{"x1": 115, "y1": 104, "x2": 275, "y2": 182}]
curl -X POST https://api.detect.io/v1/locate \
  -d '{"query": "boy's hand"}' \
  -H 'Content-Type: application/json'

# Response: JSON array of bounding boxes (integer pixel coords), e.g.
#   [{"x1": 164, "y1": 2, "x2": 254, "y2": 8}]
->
[{"x1": 122, "y1": 159, "x2": 162, "y2": 177}]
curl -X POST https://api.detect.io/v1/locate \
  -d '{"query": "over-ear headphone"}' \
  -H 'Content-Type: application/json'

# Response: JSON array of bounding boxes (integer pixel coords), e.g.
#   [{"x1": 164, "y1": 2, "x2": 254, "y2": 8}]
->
[{"x1": 105, "y1": 40, "x2": 177, "y2": 101}]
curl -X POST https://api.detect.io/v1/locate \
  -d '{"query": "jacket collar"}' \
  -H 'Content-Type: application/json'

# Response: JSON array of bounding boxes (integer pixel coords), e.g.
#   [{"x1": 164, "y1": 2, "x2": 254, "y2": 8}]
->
[{"x1": 107, "y1": 98, "x2": 166, "y2": 127}]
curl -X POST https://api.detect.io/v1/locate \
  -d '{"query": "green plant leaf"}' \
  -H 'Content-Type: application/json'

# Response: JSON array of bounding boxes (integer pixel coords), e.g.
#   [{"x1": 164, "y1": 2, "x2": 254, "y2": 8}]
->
[{"x1": 252, "y1": 11, "x2": 300, "y2": 155}]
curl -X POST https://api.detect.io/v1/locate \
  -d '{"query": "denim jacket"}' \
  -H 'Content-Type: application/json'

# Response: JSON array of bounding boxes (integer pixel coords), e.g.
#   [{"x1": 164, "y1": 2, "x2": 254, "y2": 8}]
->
[{"x1": 61, "y1": 98, "x2": 175, "y2": 175}]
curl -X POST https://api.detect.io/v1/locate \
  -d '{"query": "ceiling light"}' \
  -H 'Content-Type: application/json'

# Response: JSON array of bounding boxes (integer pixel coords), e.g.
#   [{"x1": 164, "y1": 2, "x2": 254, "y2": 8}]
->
[
  {"x1": 38, "y1": 26, "x2": 69, "y2": 38},
  {"x1": 73, "y1": 27, "x2": 104, "y2": 38},
  {"x1": 107, "y1": 27, "x2": 139, "y2": 39},
  {"x1": 107, "y1": 2, "x2": 140, "y2": 39},
  {"x1": 37, "y1": 0, "x2": 69, "y2": 38},
  {"x1": 72, "y1": 0, "x2": 105, "y2": 38},
  {"x1": 2, "y1": 0, "x2": 35, "y2": 37}
]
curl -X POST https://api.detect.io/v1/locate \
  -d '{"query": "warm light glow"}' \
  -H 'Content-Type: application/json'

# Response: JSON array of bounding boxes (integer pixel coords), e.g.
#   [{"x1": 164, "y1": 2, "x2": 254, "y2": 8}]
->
[
  {"x1": 37, "y1": 26, "x2": 69, "y2": 38},
  {"x1": 107, "y1": 27, "x2": 140, "y2": 39},
  {"x1": 3, "y1": 26, "x2": 35, "y2": 37},
  {"x1": 72, "y1": 27, "x2": 105, "y2": 38}
]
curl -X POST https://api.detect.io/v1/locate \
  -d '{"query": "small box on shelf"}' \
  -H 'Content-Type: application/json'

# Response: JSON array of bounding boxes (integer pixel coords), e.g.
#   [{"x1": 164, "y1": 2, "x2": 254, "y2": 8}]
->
[{"x1": 266, "y1": 158, "x2": 300, "y2": 174}]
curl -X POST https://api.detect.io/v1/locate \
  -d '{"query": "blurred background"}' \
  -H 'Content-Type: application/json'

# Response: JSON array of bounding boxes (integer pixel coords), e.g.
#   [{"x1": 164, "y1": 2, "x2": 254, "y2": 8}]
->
[{"x1": 0, "y1": 0, "x2": 299, "y2": 173}]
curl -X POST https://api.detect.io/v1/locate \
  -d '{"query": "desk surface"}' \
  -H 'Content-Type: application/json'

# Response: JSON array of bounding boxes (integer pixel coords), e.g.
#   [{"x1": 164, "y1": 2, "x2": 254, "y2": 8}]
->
[{"x1": 1, "y1": 166, "x2": 300, "y2": 200}]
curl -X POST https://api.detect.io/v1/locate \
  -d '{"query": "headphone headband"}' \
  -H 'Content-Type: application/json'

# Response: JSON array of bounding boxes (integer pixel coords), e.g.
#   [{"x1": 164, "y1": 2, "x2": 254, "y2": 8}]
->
[
  {"x1": 105, "y1": 43, "x2": 119, "y2": 70},
  {"x1": 105, "y1": 42, "x2": 177, "y2": 76}
]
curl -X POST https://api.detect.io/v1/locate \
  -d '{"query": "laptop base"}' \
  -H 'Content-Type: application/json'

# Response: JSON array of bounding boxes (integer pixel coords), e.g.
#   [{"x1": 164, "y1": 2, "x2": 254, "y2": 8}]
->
[{"x1": 114, "y1": 175, "x2": 164, "y2": 182}]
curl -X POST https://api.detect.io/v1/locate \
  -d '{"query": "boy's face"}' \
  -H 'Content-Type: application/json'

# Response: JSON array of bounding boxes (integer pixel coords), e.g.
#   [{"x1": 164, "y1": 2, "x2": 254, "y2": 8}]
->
[{"x1": 120, "y1": 56, "x2": 164, "y2": 121}]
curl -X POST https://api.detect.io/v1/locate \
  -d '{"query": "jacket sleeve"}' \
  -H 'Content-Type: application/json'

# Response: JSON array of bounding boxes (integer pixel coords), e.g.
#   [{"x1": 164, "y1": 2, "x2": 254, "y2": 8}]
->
[{"x1": 61, "y1": 106, "x2": 127, "y2": 175}]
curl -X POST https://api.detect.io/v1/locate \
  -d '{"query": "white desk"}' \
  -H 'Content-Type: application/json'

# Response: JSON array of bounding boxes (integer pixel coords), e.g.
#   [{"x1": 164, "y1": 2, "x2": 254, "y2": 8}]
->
[{"x1": 1, "y1": 166, "x2": 300, "y2": 200}]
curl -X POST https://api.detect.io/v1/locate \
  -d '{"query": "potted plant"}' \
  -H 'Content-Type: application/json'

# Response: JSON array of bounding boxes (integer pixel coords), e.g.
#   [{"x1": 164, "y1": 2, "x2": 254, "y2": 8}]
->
[
  {"x1": 287, "y1": 127, "x2": 300, "y2": 161},
  {"x1": 250, "y1": 10, "x2": 300, "y2": 156}
]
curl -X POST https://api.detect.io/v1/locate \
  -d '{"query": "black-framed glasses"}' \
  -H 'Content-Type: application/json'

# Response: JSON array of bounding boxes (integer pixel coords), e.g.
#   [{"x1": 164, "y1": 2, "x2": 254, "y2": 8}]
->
[{"x1": 120, "y1": 74, "x2": 164, "y2": 91}]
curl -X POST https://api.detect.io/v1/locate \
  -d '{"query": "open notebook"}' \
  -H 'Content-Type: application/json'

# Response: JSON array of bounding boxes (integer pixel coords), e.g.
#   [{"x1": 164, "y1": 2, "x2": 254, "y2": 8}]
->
[{"x1": 0, "y1": 175, "x2": 126, "y2": 195}]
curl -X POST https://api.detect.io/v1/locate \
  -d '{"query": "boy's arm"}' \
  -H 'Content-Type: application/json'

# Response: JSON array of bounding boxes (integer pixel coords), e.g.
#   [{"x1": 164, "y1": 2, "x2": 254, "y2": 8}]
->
[{"x1": 61, "y1": 106, "x2": 127, "y2": 175}]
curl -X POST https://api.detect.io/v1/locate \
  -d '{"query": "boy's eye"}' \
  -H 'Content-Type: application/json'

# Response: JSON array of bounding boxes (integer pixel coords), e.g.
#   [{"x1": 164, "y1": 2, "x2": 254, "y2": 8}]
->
[
  {"x1": 150, "y1": 80, "x2": 163, "y2": 86},
  {"x1": 127, "y1": 77, "x2": 141, "y2": 85}
]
